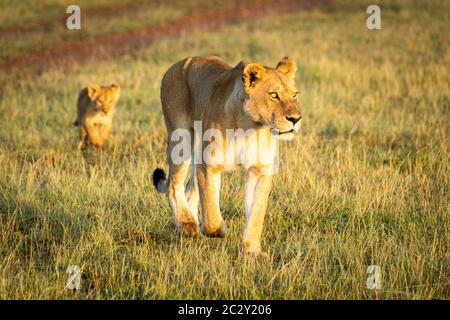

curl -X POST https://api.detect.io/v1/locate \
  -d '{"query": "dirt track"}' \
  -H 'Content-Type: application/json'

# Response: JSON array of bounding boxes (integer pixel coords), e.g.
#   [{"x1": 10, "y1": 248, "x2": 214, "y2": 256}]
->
[
  {"x1": 0, "y1": 0, "x2": 329, "y2": 71},
  {"x1": 0, "y1": 0, "x2": 175, "y2": 36}
]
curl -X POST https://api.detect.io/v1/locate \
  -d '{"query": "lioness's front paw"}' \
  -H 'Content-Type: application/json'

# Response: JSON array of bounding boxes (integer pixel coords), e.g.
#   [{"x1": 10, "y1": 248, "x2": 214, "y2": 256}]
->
[
  {"x1": 201, "y1": 221, "x2": 227, "y2": 238},
  {"x1": 242, "y1": 240, "x2": 268, "y2": 258},
  {"x1": 178, "y1": 221, "x2": 200, "y2": 237}
]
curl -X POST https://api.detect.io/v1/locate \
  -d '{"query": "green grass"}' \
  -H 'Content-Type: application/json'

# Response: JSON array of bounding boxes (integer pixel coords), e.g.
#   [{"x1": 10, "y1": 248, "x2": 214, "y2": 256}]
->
[
  {"x1": 0, "y1": 0, "x2": 137, "y2": 30},
  {"x1": 0, "y1": 0, "x2": 231, "y2": 30},
  {"x1": 0, "y1": 0, "x2": 234, "y2": 62},
  {"x1": 0, "y1": 0, "x2": 449, "y2": 299}
]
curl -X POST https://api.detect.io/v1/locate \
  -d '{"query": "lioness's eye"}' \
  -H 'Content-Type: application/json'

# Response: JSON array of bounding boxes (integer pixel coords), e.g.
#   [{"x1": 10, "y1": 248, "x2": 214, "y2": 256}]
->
[
  {"x1": 293, "y1": 92, "x2": 299, "y2": 99},
  {"x1": 269, "y1": 92, "x2": 279, "y2": 99}
]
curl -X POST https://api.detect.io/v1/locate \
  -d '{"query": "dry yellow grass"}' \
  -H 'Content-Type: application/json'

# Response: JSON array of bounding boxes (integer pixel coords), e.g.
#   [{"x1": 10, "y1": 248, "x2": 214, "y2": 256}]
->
[{"x1": 0, "y1": 0, "x2": 448, "y2": 299}]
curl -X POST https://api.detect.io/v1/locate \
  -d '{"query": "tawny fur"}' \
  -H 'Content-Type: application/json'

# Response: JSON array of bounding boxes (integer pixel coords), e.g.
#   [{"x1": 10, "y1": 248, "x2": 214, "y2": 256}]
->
[
  {"x1": 153, "y1": 56, "x2": 301, "y2": 255},
  {"x1": 74, "y1": 84, "x2": 120, "y2": 149}
]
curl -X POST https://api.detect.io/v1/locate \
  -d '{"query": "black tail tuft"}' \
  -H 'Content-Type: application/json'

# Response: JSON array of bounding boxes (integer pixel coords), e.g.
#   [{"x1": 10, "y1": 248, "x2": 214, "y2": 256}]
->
[
  {"x1": 152, "y1": 168, "x2": 166, "y2": 189},
  {"x1": 73, "y1": 120, "x2": 78, "y2": 126}
]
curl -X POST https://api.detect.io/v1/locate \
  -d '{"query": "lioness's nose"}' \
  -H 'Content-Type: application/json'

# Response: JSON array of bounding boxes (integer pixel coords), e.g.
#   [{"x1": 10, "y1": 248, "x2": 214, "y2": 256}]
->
[{"x1": 286, "y1": 115, "x2": 302, "y2": 125}]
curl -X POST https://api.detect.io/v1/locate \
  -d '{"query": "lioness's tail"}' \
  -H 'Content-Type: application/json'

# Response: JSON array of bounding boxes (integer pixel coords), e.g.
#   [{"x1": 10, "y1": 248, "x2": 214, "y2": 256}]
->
[{"x1": 152, "y1": 168, "x2": 167, "y2": 193}]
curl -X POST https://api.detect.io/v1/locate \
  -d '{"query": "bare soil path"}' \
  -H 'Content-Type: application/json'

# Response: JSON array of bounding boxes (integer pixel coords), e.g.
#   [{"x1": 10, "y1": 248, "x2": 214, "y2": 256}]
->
[{"x1": 0, "y1": 0, "x2": 329, "y2": 71}]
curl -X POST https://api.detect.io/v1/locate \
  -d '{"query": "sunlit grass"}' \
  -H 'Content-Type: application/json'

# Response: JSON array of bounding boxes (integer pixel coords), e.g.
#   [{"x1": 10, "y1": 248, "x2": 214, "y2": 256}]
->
[
  {"x1": 0, "y1": 0, "x2": 448, "y2": 299},
  {"x1": 0, "y1": 0, "x2": 234, "y2": 62}
]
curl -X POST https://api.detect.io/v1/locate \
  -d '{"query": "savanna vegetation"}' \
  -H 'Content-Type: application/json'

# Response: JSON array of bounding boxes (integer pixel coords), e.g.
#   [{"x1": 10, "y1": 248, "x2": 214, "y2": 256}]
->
[{"x1": 0, "y1": 0, "x2": 448, "y2": 299}]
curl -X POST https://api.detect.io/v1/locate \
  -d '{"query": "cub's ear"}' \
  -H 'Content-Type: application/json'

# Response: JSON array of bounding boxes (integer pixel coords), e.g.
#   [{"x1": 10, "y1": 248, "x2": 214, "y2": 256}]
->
[
  {"x1": 87, "y1": 84, "x2": 101, "y2": 100},
  {"x1": 242, "y1": 63, "x2": 266, "y2": 91},
  {"x1": 276, "y1": 56, "x2": 297, "y2": 77},
  {"x1": 110, "y1": 83, "x2": 120, "y2": 95},
  {"x1": 109, "y1": 84, "x2": 121, "y2": 101},
  {"x1": 110, "y1": 83, "x2": 120, "y2": 90}
]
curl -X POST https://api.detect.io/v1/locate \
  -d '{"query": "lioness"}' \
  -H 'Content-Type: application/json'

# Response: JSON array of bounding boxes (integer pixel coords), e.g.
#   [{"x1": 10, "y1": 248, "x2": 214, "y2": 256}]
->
[
  {"x1": 74, "y1": 84, "x2": 120, "y2": 149},
  {"x1": 152, "y1": 56, "x2": 301, "y2": 256}
]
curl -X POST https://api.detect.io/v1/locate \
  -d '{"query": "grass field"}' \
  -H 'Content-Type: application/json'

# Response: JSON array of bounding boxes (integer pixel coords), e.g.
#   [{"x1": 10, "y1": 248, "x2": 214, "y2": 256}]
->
[
  {"x1": 0, "y1": 0, "x2": 449, "y2": 299},
  {"x1": 0, "y1": 0, "x2": 235, "y2": 62}
]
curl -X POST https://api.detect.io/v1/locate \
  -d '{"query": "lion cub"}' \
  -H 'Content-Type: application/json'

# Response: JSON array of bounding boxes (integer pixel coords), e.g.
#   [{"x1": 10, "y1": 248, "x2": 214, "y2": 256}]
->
[{"x1": 74, "y1": 84, "x2": 120, "y2": 149}]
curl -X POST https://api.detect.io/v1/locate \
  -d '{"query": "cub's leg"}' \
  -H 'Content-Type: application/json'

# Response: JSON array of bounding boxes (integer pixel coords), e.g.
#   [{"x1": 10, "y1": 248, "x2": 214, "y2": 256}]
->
[
  {"x1": 243, "y1": 168, "x2": 273, "y2": 255},
  {"x1": 97, "y1": 124, "x2": 111, "y2": 148},
  {"x1": 86, "y1": 122, "x2": 105, "y2": 149},
  {"x1": 78, "y1": 125, "x2": 88, "y2": 150},
  {"x1": 167, "y1": 138, "x2": 200, "y2": 237},
  {"x1": 197, "y1": 164, "x2": 227, "y2": 237}
]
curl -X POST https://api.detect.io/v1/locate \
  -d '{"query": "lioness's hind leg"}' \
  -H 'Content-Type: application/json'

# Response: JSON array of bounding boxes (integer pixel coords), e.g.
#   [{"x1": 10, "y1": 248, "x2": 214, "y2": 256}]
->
[
  {"x1": 167, "y1": 143, "x2": 200, "y2": 237},
  {"x1": 185, "y1": 163, "x2": 199, "y2": 220},
  {"x1": 197, "y1": 165, "x2": 227, "y2": 238},
  {"x1": 161, "y1": 58, "x2": 200, "y2": 236}
]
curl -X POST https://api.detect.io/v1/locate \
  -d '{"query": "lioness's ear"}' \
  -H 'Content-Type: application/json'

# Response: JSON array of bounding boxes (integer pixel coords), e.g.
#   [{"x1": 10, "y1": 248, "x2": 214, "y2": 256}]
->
[
  {"x1": 242, "y1": 63, "x2": 266, "y2": 91},
  {"x1": 87, "y1": 84, "x2": 101, "y2": 100},
  {"x1": 276, "y1": 57, "x2": 297, "y2": 77}
]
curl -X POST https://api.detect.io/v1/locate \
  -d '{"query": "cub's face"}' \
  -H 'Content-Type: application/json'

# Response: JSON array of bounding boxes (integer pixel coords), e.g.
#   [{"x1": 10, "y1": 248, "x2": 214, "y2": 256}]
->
[
  {"x1": 242, "y1": 57, "x2": 301, "y2": 141},
  {"x1": 87, "y1": 84, "x2": 121, "y2": 113}
]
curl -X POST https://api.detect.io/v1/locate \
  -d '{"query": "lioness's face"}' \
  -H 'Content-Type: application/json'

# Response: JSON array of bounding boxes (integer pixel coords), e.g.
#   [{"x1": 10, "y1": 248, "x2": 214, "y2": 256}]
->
[
  {"x1": 242, "y1": 57, "x2": 301, "y2": 141},
  {"x1": 87, "y1": 84, "x2": 121, "y2": 113}
]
